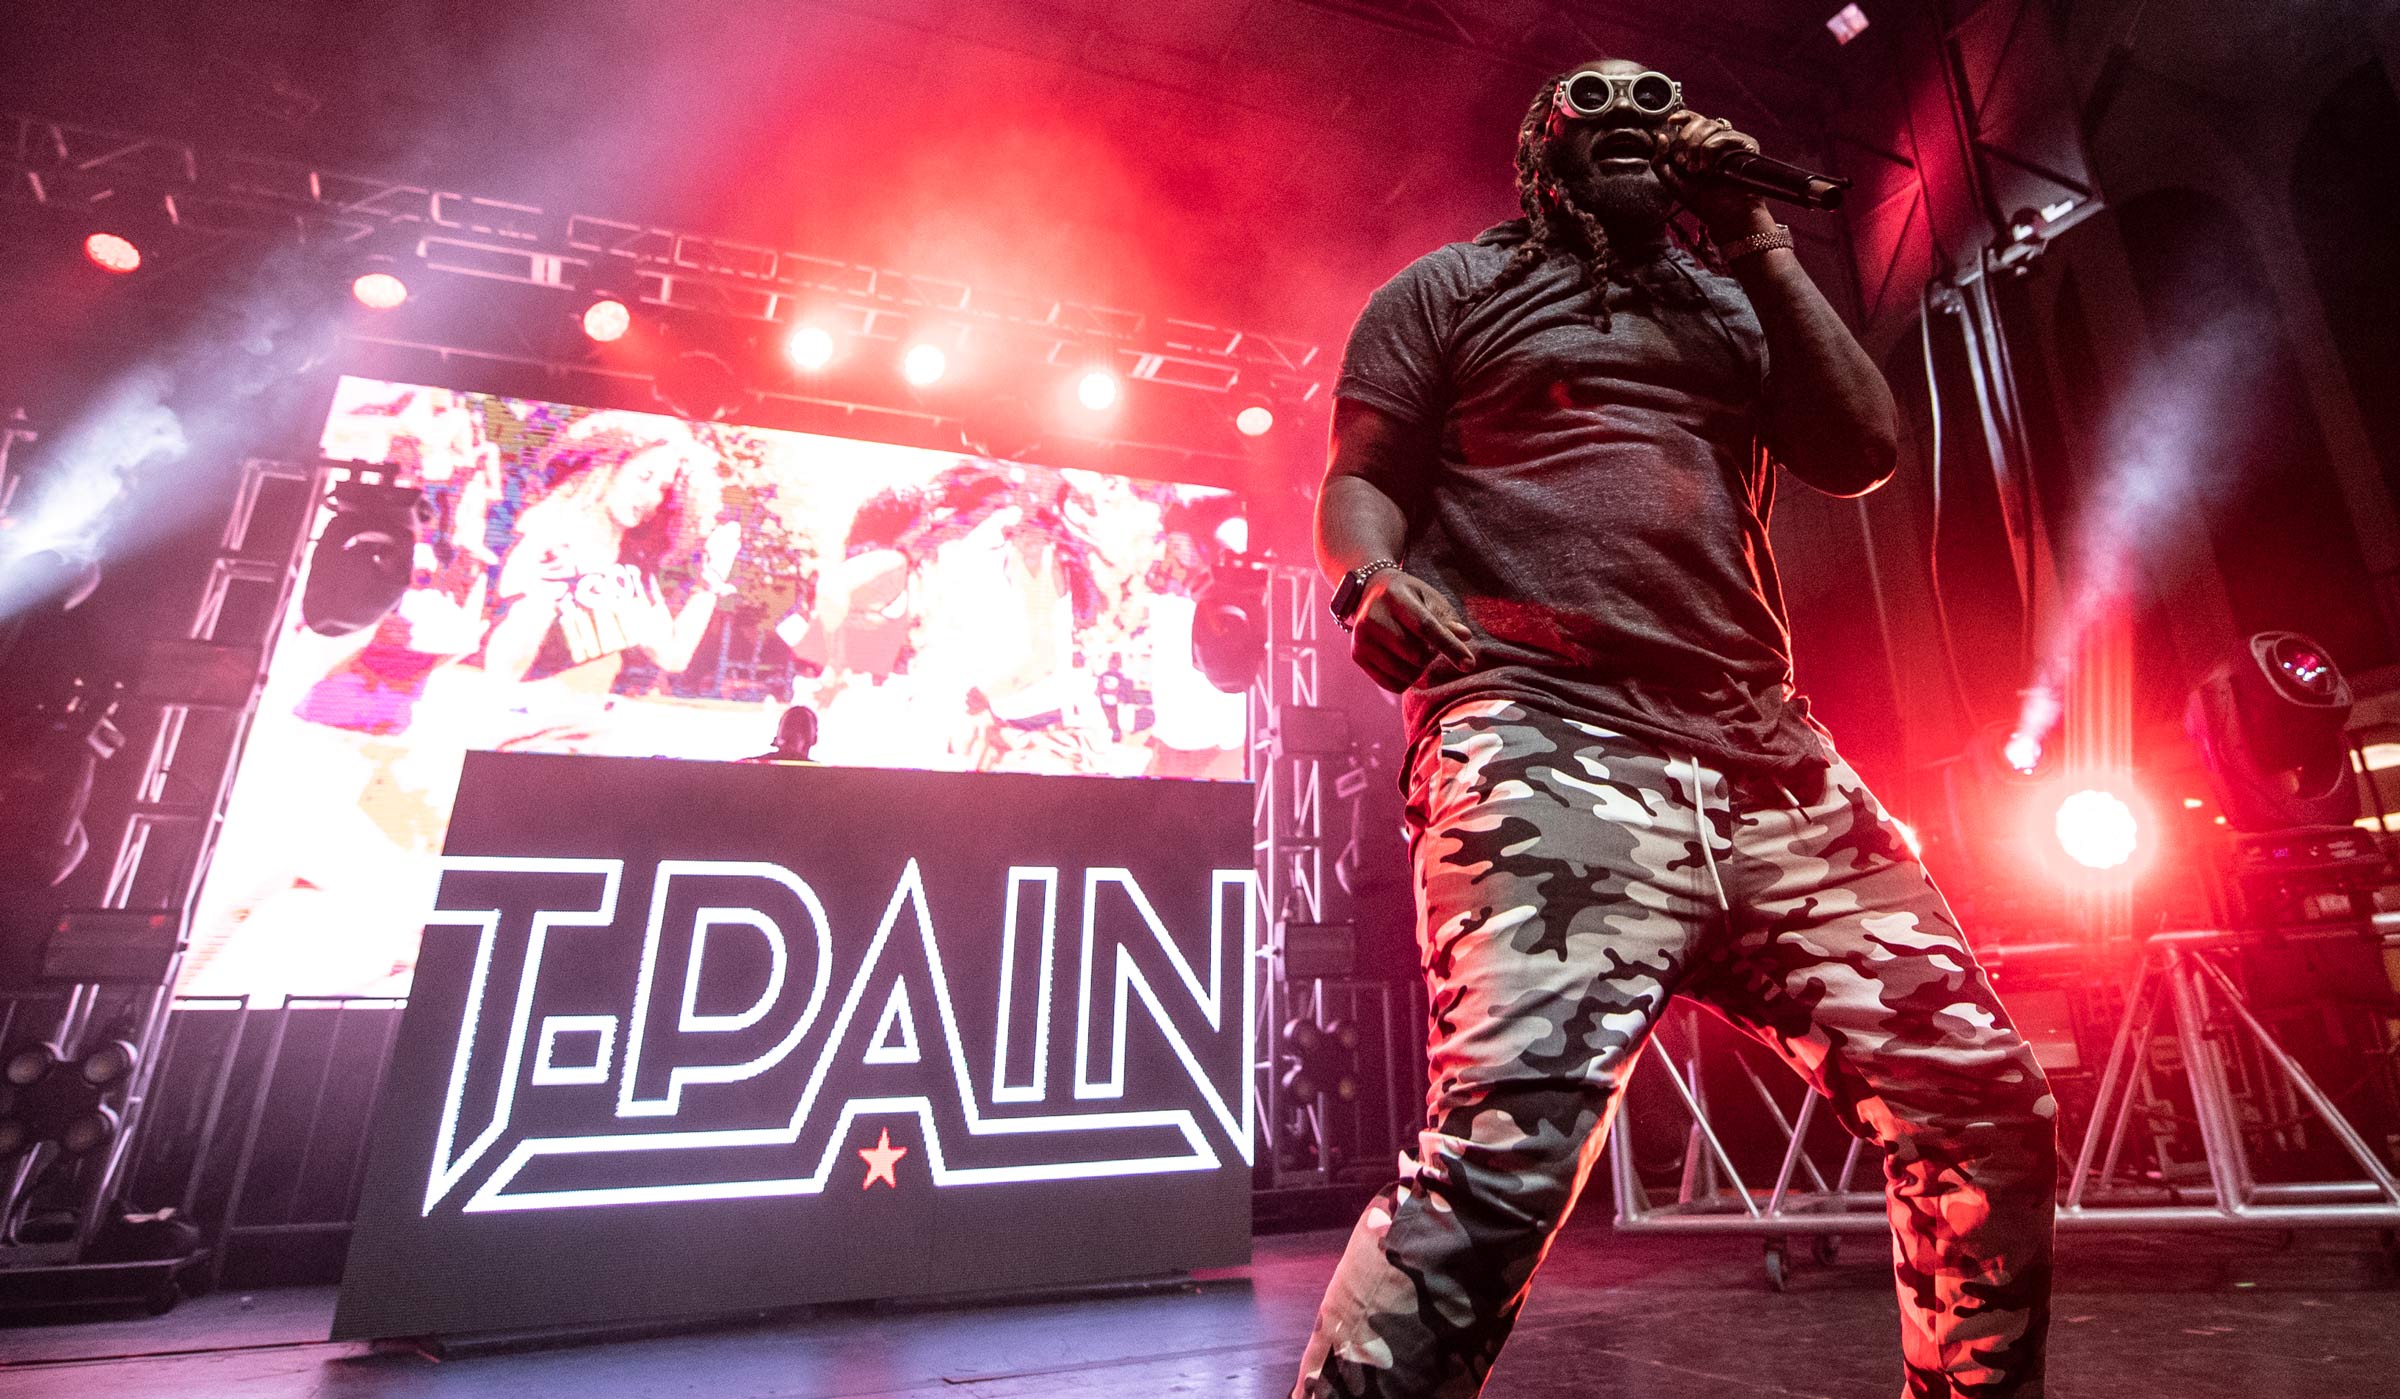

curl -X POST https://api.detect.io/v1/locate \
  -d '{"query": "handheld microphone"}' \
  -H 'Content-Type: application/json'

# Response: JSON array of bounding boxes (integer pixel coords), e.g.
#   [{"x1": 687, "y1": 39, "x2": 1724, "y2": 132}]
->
[{"x1": 1712, "y1": 151, "x2": 1852, "y2": 212}]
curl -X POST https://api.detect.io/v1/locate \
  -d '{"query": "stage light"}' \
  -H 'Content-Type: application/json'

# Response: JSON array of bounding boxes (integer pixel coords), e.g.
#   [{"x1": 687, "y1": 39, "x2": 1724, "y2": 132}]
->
[
  {"x1": 651, "y1": 349, "x2": 750, "y2": 423},
  {"x1": 1076, "y1": 368, "x2": 1120, "y2": 413},
  {"x1": 786, "y1": 324, "x2": 836, "y2": 372},
  {"x1": 59, "y1": 1103, "x2": 120, "y2": 1156},
  {"x1": 2185, "y1": 630, "x2": 2356, "y2": 831},
  {"x1": 83, "y1": 232, "x2": 141, "y2": 274},
  {"x1": 0, "y1": 1117, "x2": 23, "y2": 1157},
  {"x1": 960, "y1": 395, "x2": 1044, "y2": 462},
  {"x1": 1972, "y1": 720, "x2": 2054, "y2": 786},
  {"x1": 1278, "y1": 1016, "x2": 1364, "y2": 1103},
  {"x1": 582, "y1": 297, "x2": 631, "y2": 344},
  {"x1": 2263, "y1": 634, "x2": 2339, "y2": 701},
  {"x1": 1826, "y1": 4, "x2": 1870, "y2": 44},
  {"x1": 300, "y1": 480, "x2": 428, "y2": 637},
  {"x1": 3, "y1": 1044, "x2": 55, "y2": 1089},
  {"x1": 1192, "y1": 558, "x2": 1268, "y2": 692},
  {"x1": 1235, "y1": 404, "x2": 1275, "y2": 437},
  {"x1": 352, "y1": 270, "x2": 409, "y2": 311},
  {"x1": 2054, "y1": 788, "x2": 2139, "y2": 871},
  {"x1": 902, "y1": 342, "x2": 947, "y2": 387},
  {"x1": 78, "y1": 1039, "x2": 138, "y2": 1087}
]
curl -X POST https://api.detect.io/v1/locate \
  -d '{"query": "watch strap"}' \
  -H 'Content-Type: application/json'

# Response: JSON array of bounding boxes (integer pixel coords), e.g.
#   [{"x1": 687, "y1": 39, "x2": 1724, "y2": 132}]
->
[{"x1": 1330, "y1": 559, "x2": 1402, "y2": 631}]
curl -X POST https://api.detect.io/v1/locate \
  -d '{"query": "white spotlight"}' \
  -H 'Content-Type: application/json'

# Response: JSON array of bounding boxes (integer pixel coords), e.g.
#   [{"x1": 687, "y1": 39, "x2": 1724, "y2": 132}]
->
[
  {"x1": 351, "y1": 271, "x2": 409, "y2": 311},
  {"x1": 786, "y1": 324, "x2": 836, "y2": 371},
  {"x1": 902, "y1": 343, "x2": 948, "y2": 387},
  {"x1": 582, "y1": 298, "x2": 631, "y2": 343},
  {"x1": 1076, "y1": 368, "x2": 1120, "y2": 412},
  {"x1": 2054, "y1": 788, "x2": 2139, "y2": 871},
  {"x1": 83, "y1": 232, "x2": 141, "y2": 274},
  {"x1": 1235, "y1": 404, "x2": 1275, "y2": 437}
]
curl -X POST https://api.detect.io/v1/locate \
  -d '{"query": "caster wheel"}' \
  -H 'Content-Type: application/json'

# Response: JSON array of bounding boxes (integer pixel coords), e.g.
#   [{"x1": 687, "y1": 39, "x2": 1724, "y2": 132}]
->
[
  {"x1": 1812, "y1": 1234, "x2": 1841, "y2": 1266},
  {"x1": 1763, "y1": 1240, "x2": 1789, "y2": 1293}
]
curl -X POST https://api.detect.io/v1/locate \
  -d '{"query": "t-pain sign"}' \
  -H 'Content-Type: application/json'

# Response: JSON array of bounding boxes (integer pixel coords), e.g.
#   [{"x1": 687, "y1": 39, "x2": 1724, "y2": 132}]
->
[{"x1": 334, "y1": 753, "x2": 1256, "y2": 1340}]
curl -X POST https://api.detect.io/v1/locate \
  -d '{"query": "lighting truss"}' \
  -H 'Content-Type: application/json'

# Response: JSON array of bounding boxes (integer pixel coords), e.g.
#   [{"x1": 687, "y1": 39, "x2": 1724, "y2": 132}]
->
[
  {"x1": 1, "y1": 114, "x2": 1326, "y2": 407},
  {"x1": 1291, "y1": 0, "x2": 1838, "y2": 95}
]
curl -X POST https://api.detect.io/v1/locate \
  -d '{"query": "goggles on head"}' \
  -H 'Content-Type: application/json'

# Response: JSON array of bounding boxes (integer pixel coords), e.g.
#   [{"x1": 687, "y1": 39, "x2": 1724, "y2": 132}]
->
[{"x1": 1553, "y1": 69, "x2": 1683, "y2": 121}]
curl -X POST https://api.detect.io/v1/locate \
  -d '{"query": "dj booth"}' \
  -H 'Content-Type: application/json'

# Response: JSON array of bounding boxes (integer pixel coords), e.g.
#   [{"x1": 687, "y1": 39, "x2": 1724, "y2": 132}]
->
[{"x1": 330, "y1": 752, "x2": 1258, "y2": 1340}]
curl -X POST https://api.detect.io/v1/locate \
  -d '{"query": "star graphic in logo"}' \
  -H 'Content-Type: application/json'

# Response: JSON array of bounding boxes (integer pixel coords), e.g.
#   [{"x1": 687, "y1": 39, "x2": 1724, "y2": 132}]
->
[{"x1": 859, "y1": 1128, "x2": 909, "y2": 1190}]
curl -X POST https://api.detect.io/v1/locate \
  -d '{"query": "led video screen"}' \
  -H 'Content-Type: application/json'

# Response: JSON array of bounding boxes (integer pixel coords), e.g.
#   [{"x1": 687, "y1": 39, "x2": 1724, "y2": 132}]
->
[{"x1": 186, "y1": 377, "x2": 1249, "y2": 1002}]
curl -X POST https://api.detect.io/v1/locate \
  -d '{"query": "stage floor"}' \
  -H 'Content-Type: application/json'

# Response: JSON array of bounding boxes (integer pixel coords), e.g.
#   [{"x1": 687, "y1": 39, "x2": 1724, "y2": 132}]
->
[{"x1": 3, "y1": 1218, "x2": 2396, "y2": 1397}]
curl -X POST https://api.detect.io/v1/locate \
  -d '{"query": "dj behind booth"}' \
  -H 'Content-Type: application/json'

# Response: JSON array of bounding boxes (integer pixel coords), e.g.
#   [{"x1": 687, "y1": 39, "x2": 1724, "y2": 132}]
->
[{"x1": 743, "y1": 705, "x2": 819, "y2": 764}]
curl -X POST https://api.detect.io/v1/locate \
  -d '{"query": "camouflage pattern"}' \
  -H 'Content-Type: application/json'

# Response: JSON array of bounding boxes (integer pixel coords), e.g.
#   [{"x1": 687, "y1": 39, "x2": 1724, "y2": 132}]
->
[{"x1": 1294, "y1": 699, "x2": 2056, "y2": 1398}]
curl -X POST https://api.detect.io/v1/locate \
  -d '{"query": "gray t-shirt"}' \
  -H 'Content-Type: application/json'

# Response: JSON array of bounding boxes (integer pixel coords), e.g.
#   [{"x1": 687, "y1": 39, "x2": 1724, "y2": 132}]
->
[{"x1": 1336, "y1": 219, "x2": 1836, "y2": 775}]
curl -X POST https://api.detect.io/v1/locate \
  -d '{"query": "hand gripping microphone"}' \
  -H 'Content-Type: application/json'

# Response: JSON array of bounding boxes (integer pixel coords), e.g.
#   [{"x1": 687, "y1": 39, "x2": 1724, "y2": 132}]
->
[{"x1": 1711, "y1": 151, "x2": 1852, "y2": 212}]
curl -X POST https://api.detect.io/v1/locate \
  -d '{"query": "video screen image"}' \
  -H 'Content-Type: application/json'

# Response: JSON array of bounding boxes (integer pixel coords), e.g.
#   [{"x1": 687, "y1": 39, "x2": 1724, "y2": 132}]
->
[{"x1": 185, "y1": 376, "x2": 1250, "y2": 1001}]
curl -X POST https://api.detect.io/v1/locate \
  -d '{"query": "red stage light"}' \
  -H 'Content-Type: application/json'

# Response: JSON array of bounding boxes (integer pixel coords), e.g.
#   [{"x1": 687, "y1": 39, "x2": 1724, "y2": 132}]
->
[
  {"x1": 786, "y1": 324, "x2": 836, "y2": 372},
  {"x1": 582, "y1": 298, "x2": 631, "y2": 343},
  {"x1": 901, "y1": 343, "x2": 947, "y2": 387},
  {"x1": 2002, "y1": 730, "x2": 2044, "y2": 775},
  {"x1": 2053, "y1": 787, "x2": 2139, "y2": 871},
  {"x1": 352, "y1": 271, "x2": 409, "y2": 311},
  {"x1": 1076, "y1": 369, "x2": 1119, "y2": 412},
  {"x1": 84, "y1": 232, "x2": 141, "y2": 274},
  {"x1": 1235, "y1": 404, "x2": 1275, "y2": 437}
]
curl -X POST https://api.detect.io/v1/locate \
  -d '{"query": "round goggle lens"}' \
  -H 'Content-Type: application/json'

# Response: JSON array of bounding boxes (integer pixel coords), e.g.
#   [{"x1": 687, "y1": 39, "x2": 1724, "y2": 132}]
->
[
  {"x1": 1563, "y1": 74, "x2": 1611, "y2": 114},
  {"x1": 1631, "y1": 74, "x2": 1675, "y2": 112}
]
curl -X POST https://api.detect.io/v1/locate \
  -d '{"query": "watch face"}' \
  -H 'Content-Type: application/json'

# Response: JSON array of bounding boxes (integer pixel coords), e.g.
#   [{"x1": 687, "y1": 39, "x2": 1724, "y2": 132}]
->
[{"x1": 1330, "y1": 572, "x2": 1363, "y2": 620}]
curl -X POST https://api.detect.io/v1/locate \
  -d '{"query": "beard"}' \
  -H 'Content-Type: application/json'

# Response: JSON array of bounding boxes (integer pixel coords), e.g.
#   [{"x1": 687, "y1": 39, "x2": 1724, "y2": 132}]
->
[{"x1": 1557, "y1": 166, "x2": 1671, "y2": 242}]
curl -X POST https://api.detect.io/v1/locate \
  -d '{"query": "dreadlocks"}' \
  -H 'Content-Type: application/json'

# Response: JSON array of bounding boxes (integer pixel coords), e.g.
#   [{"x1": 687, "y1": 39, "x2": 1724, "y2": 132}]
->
[
  {"x1": 1480, "y1": 70, "x2": 1726, "y2": 330},
  {"x1": 1481, "y1": 75, "x2": 1619, "y2": 329}
]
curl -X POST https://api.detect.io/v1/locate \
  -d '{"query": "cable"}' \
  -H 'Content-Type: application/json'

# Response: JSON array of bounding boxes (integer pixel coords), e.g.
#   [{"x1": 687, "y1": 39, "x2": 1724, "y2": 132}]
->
[
  {"x1": 1919, "y1": 281, "x2": 1982, "y2": 732},
  {"x1": 1852, "y1": 492, "x2": 1912, "y2": 738},
  {"x1": 1975, "y1": 259, "x2": 2043, "y2": 681}
]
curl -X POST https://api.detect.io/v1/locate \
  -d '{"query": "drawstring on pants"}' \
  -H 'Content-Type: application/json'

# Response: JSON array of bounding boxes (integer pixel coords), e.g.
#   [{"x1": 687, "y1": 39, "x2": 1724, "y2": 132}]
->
[{"x1": 1682, "y1": 753, "x2": 1732, "y2": 914}]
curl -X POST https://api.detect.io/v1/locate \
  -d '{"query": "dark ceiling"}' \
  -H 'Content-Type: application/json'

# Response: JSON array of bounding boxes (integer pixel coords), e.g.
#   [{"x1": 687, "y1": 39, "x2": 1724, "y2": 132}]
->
[{"x1": 4, "y1": 0, "x2": 1872, "y2": 340}]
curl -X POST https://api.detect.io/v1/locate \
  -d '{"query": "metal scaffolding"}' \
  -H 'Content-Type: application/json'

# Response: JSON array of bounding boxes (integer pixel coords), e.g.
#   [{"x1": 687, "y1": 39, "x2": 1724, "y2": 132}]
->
[
  {"x1": 0, "y1": 457, "x2": 313, "y2": 1294},
  {"x1": 2, "y1": 114, "x2": 1326, "y2": 411},
  {"x1": 1252, "y1": 564, "x2": 1331, "y2": 1187},
  {"x1": 1608, "y1": 926, "x2": 2400, "y2": 1289},
  {"x1": 1250, "y1": 563, "x2": 1421, "y2": 1189}
]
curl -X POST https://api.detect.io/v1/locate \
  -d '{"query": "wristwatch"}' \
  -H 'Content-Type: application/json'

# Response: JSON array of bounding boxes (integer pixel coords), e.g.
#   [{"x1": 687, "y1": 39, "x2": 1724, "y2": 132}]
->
[{"x1": 1329, "y1": 559, "x2": 1402, "y2": 632}]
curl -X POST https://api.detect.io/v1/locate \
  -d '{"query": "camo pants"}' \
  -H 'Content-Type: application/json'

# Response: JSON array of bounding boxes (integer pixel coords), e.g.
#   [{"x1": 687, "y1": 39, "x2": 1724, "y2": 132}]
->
[{"x1": 1295, "y1": 700, "x2": 2056, "y2": 1398}]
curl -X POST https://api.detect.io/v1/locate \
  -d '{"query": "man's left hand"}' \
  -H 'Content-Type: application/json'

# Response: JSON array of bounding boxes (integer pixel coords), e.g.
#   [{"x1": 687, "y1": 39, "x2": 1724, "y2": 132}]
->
[{"x1": 1658, "y1": 110, "x2": 1771, "y2": 240}]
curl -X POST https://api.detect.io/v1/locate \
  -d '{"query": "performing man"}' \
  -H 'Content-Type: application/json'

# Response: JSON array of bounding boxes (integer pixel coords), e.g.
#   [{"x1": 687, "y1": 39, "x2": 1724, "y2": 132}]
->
[{"x1": 1294, "y1": 58, "x2": 2057, "y2": 1399}]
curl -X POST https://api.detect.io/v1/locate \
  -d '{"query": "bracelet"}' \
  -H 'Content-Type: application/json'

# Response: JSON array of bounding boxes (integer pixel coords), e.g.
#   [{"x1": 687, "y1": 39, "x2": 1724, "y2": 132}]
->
[
  {"x1": 1722, "y1": 223, "x2": 1794, "y2": 264},
  {"x1": 1331, "y1": 558, "x2": 1403, "y2": 633}
]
